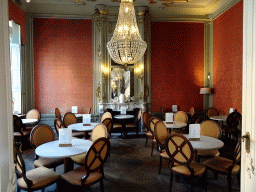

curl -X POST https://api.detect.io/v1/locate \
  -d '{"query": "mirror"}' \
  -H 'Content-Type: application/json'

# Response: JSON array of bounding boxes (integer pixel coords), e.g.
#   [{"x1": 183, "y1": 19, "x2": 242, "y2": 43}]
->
[{"x1": 110, "y1": 62, "x2": 134, "y2": 102}]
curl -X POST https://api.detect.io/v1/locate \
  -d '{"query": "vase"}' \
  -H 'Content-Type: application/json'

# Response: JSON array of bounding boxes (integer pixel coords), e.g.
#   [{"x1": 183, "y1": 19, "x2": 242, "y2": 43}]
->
[{"x1": 119, "y1": 94, "x2": 126, "y2": 103}]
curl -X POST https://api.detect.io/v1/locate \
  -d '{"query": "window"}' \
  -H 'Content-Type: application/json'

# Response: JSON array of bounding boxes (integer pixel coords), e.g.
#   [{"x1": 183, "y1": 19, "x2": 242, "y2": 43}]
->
[{"x1": 9, "y1": 20, "x2": 22, "y2": 114}]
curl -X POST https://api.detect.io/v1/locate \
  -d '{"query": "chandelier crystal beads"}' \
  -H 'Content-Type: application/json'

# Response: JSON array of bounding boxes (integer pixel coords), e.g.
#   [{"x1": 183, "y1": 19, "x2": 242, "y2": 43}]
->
[{"x1": 107, "y1": 0, "x2": 147, "y2": 65}]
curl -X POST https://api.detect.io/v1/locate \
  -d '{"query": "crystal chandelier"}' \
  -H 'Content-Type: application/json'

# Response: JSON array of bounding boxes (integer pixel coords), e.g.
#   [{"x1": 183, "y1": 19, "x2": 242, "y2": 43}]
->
[{"x1": 107, "y1": 0, "x2": 147, "y2": 65}]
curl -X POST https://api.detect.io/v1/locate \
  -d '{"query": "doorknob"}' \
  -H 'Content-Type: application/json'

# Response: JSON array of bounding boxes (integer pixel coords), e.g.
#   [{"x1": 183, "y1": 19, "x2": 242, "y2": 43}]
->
[{"x1": 241, "y1": 132, "x2": 250, "y2": 153}]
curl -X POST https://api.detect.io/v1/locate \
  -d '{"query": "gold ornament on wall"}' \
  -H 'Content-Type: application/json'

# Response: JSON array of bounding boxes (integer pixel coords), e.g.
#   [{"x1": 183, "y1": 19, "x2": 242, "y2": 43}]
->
[{"x1": 96, "y1": 84, "x2": 101, "y2": 100}]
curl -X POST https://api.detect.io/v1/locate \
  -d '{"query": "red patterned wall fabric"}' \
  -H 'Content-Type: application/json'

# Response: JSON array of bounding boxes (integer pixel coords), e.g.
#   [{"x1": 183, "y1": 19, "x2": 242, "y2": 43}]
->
[
  {"x1": 151, "y1": 22, "x2": 205, "y2": 113},
  {"x1": 8, "y1": 0, "x2": 26, "y2": 45},
  {"x1": 213, "y1": 1, "x2": 243, "y2": 115},
  {"x1": 33, "y1": 18, "x2": 93, "y2": 114}
]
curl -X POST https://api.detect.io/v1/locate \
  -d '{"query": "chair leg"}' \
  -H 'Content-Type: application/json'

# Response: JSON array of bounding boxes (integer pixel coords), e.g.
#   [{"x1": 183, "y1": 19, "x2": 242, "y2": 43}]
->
[
  {"x1": 17, "y1": 187, "x2": 21, "y2": 192},
  {"x1": 159, "y1": 156, "x2": 162, "y2": 174},
  {"x1": 227, "y1": 174, "x2": 232, "y2": 192},
  {"x1": 237, "y1": 172, "x2": 240, "y2": 185},
  {"x1": 42, "y1": 188, "x2": 45, "y2": 192},
  {"x1": 100, "y1": 178, "x2": 104, "y2": 192},
  {"x1": 151, "y1": 141, "x2": 154, "y2": 156},
  {"x1": 145, "y1": 136, "x2": 148, "y2": 147},
  {"x1": 170, "y1": 169, "x2": 173, "y2": 192}
]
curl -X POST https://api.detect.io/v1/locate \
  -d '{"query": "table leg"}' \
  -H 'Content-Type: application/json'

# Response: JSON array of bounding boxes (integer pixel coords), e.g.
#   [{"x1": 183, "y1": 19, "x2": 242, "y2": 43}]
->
[{"x1": 64, "y1": 157, "x2": 74, "y2": 173}]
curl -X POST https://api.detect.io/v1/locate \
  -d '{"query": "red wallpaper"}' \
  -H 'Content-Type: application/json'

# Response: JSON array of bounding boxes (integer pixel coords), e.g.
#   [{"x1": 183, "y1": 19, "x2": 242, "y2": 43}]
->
[
  {"x1": 213, "y1": 1, "x2": 243, "y2": 115},
  {"x1": 151, "y1": 22, "x2": 205, "y2": 113},
  {"x1": 34, "y1": 18, "x2": 93, "y2": 114},
  {"x1": 8, "y1": 0, "x2": 26, "y2": 45}
]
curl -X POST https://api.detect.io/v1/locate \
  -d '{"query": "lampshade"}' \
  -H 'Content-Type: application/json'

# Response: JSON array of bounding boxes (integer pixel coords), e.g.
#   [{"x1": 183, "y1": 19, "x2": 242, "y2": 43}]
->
[
  {"x1": 107, "y1": 0, "x2": 147, "y2": 65},
  {"x1": 200, "y1": 88, "x2": 211, "y2": 94}
]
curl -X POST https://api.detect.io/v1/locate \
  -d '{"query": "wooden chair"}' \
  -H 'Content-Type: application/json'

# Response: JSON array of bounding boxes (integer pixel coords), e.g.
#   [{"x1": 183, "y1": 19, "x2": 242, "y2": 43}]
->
[
  {"x1": 71, "y1": 124, "x2": 108, "y2": 166},
  {"x1": 63, "y1": 112, "x2": 77, "y2": 127},
  {"x1": 189, "y1": 107, "x2": 195, "y2": 117},
  {"x1": 160, "y1": 107, "x2": 165, "y2": 120},
  {"x1": 143, "y1": 111, "x2": 152, "y2": 147},
  {"x1": 14, "y1": 144, "x2": 61, "y2": 192},
  {"x1": 149, "y1": 117, "x2": 161, "y2": 156},
  {"x1": 30, "y1": 124, "x2": 64, "y2": 170},
  {"x1": 154, "y1": 120, "x2": 169, "y2": 174},
  {"x1": 54, "y1": 118, "x2": 64, "y2": 136},
  {"x1": 174, "y1": 111, "x2": 188, "y2": 123},
  {"x1": 101, "y1": 112, "x2": 112, "y2": 122},
  {"x1": 165, "y1": 134, "x2": 207, "y2": 191},
  {"x1": 102, "y1": 118, "x2": 113, "y2": 137},
  {"x1": 198, "y1": 120, "x2": 222, "y2": 161},
  {"x1": 206, "y1": 107, "x2": 219, "y2": 118},
  {"x1": 61, "y1": 137, "x2": 110, "y2": 192},
  {"x1": 25, "y1": 109, "x2": 41, "y2": 131},
  {"x1": 55, "y1": 107, "x2": 61, "y2": 120},
  {"x1": 222, "y1": 111, "x2": 242, "y2": 141},
  {"x1": 173, "y1": 111, "x2": 188, "y2": 133},
  {"x1": 202, "y1": 139, "x2": 241, "y2": 192},
  {"x1": 63, "y1": 112, "x2": 84, "y2": 138},
  {"x1": 13, "y1": 115, "x2": 30, "y2": 151},
  {"x1": 125, "y1": 108, "x2": 142, "y2": 136}
]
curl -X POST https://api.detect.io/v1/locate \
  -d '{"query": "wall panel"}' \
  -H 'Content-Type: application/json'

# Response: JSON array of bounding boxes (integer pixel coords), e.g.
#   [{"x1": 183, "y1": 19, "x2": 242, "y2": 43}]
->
[{"x1": 34, "y1": 18, "x2": 93, "y2": 114}]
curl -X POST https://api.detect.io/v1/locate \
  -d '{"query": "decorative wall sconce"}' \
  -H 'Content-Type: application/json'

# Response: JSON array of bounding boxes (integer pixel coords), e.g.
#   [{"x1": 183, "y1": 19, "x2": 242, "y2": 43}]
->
[
  {"x1": 101, "y1": 66, "x2": 109, "y2": 80},
  {"x1": 199, "y1": 87, "x2": 212, "y2": 94},
  {"x1": 135, "y1": 65, "x2": 144, "y2": 80}
]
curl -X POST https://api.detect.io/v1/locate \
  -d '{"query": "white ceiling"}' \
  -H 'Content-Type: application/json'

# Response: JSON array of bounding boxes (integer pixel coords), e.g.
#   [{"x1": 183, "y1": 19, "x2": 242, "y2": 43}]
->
[{"x1": 19, "y1": 0, "x2": 240, "y2": 20}]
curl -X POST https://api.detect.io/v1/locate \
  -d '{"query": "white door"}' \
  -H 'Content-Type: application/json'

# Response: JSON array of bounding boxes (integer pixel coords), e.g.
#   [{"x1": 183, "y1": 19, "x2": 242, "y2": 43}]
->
[{"x1": 241, "y1": 0, "x2": 256, "y2": 190}]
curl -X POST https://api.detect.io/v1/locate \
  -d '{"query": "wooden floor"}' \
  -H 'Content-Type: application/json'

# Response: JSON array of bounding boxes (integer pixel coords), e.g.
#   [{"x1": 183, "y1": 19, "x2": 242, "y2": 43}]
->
[{"x1": 18, "y1": 134, "x2": 240, "y2": 192}]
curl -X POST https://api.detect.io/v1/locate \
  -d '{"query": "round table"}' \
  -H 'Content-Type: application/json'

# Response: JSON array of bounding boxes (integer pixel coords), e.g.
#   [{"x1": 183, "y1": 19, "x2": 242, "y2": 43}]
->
[
  {"x1": 163, "y1": 121, "x2": 187, "y2": 129},
  {"x1": 68, "y1": 123, "x2": 98, "y2": 132},
  {"x1": 183, "y1": 134, "x2": 224, "y2": 151},
  {"x1": 35, "y1": 139, "x2": 93, "y2": 173},
  {"x1": 114, "y1": 114, "x2": 134, "y2": 138},
  {"x1": 22, "y1": 119, "x2": 38, "y2": 124},
  {"x1": 209, "y1": 115, "x2": 227, "y2": 121}
]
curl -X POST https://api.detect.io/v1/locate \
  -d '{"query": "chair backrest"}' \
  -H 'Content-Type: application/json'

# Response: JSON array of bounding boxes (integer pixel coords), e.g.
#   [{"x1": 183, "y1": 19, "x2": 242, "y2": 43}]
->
[
  {"x1": 84, "y1": 137, "x2": 110, "y2": 174},
  {"x1": 30, "y1": 124, "x2": 55, "y2": 149},
  {"x1": 55, "y1": 108, "x2": 61, "y2": 120},
  {"x1": 189, "y1": 107, "x2": 195, "y2": 117},
  {"x1": 206, "y1": 107, "x2": 219, "y2": 118},
  {"x1": 226, "y1": 111, "x2": 242, "y2": 128},
  {"x1": 102, "y1": 118, "x2": 113, "y2": 134},
  {"x1": 13, "y1": 115, "x2": 25, "y2": 132},
  {"x1": 14, "y1": 144, "x2": 33, "y2": 188},
  {"x1": 233, "y1": 139, "x2": 241, "y2": 163},
  {"x1": 143, "y1": 112, "x2": 151, "y2": 131},
  {"x1": 91, "y1": 124, "x2": 108, "y2": 142},
  {"x1": 137, "y1": 109, "x2": 142, "y2": 122},
  {"x1": 63, "y1": 112, "x2": 77, "y2": 127},
  {"x1": 148, "y1": 117, "x2": 161, "y2": 133},
  {"x1": 154, "y1": 120, "x2": 168, "y2": 146},
  {"x1": 26, "y1": 109, "x2": 41, "y2": 121},
  {"x1": 54, "y1": 118, "x2": 64, "y2": 135},
  {"x1": 101, "y1": 112, "x2": 112, "y2": 122},
  {"x1": 165, "y1": 134, "x2": 194, "y2": 166},
  {"x1": 174, "y1": 111, "x2": 188, "y2": 123},
  {"x1": 200, "y1": 120, "x2": 221, "y2": 138}
]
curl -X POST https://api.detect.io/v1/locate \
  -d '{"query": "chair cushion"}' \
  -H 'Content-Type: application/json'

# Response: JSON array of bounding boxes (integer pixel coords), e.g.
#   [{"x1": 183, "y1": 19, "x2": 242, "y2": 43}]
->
[
  {"x1": 146, "y1": 131, "x2": 153, "y2": 137},
  {"x1": 160, "y1": 151, "x2": 169, "y2": 159},
  {"x1": 126, "y1": 123, "x2": 137, "y2": 128},
  {"x1": 61, "y1": 166, "x2": 102, "y2": 186},
  {"x1": 70, "y1": 153, "x2": 86, "y2": 165},
  {"x1": 17, "y1": 167, "x2": 60, "y2": 189},
  {"x1": 34, "y1": 157, "x2": 64, "y2": 168},
  {"x1": 72, "y1": 131, "x2": 85, "y2": 138},
  {"x1": 197, "y1": 149, "x2": 220, "y2": 157},
  {"x1": 113, "y1": 123, "x2": 122, "y2": 128},
  {"x1": 172, "y1": 162, "x2": 206, "y2": 177},
  {"x1": 203, "y1": 156, "x2": 240, "y2": 174}
]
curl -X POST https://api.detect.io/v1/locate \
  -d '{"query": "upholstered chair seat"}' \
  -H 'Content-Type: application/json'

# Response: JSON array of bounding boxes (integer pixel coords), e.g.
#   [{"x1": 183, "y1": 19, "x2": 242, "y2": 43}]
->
[{"x1": 17, "y1": 167, "x2": 60, "y2": 190}]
